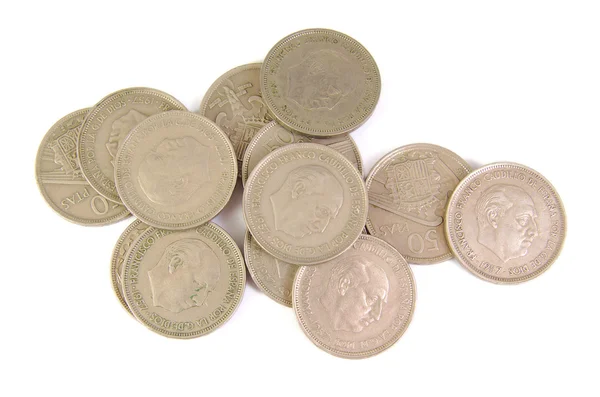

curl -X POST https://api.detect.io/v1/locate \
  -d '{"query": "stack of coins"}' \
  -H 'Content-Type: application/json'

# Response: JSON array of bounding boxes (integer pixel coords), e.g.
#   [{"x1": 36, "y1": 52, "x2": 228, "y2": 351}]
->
[{"x1": 35, "y1": 28, "x2": 566, "y2": 359}]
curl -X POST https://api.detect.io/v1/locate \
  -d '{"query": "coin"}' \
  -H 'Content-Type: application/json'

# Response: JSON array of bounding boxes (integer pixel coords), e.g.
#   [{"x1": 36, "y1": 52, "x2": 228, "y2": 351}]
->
[
  {"x1": 241, "y1": 121, "x2": 363, "y2": 185},
  {"x1": 261, "y1": 28, "x2": 381, "y2": 137},
  {"x1": 365, "y1": 143, "x2": 471, "y2": 264},
  {"x1": 243, "y1": 142, "x2": 368, "y2": 265},
  {"x1": 115, "y1": 111, "x2": 237, "y2": 230},
  {"x1": 110, "y1": 219, "x2": 152, "y2": 316},
  {"x1": 244, "y1": 230, "x2": 297, "y2": 307},
  {"x1": 122, "y1": 223, "x2": 246, "y2": 338},
  {"x1": 293, "y1": 234, "x2": 416, "y2": 359},
  {"x1": 35, "y1": 108, "x2": 130, "y2": 225},
  {"x1": 199, "y1": 63, "x2": 271, "y2": 170},
  {"x1": 445, "y1": 162, "x2": 566, "y2": 284},
  {"x1": 77, "y1": 87, "x2": 186, "y2": 204}
]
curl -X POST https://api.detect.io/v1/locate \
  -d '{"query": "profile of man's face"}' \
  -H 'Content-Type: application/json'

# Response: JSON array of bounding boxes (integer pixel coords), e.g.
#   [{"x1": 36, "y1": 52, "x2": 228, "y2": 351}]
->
[{"x1": 106, "y1": 110, "x2": 147, "y2": 167}]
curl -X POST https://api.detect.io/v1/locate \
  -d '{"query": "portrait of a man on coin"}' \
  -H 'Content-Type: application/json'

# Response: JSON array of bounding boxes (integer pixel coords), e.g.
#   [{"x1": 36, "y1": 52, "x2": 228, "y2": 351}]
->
[
  {"x1": 476, "y1": 184, "x2": 539, "y2": 262},
  {"x1": 269, "y1": 165, "x2": 344, "y2": 238},
  {"x1": 148, "y1": 238, "x2": 221, "y2": 313},
  {"x1": 106, "y1": 109, "x2": 147, "y2": 167}
]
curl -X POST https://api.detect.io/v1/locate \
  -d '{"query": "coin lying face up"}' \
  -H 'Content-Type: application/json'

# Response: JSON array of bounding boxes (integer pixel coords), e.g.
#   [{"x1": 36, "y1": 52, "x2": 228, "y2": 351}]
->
[
  {"x1": 243, "y1": 143, "x2": 368, "y2": 265},
  {"x1": 122, "y1": 223, "x2": 246, "y2": 338},
  {"x1": 115, "y1": 111, "x2": 237, "y2": 230},
  {"x1": 293, "y1": 234, "x2": 416, "y2": 359},
  {"x1": 445, "y1": 162, "x2": 566, "y2": 284}
]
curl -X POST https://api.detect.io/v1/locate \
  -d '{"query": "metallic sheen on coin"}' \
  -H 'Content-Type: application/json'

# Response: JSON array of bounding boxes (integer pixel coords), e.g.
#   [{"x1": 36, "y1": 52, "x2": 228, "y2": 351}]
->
[
  {"x1": 122, "y1": 223, "x2": 246, "y2": 338},
  {"x1": 261, "y1": 28, "x2": 381, "y2": 137},
  {"x1": 77, "y1": 87, "x2": 186, "y2": 203},
  {"x1": 243, "y1": 142, "x2": 368, "y2": 265},
  {"x1": 115, "y1": 111, "x2": 237, "y2": 230},
  {"x1": 36, "y1": 108, "x2": 130, "y2": 225},
  {"x1": 293, "y1": 234, "x2": 416, "y2": 359},
  {"x1": 244, "y1": 230, "x2": 297, "y2": 307},
  {"x1": 199, "y1": 63, "x2": 271, "y2": 170},
  {"x1": 365, "y1": 143, "x2": 471, "y2": 264},
  {"x1": 445, "y1": 162, "x2": 566, "y2": 284},
  {"x1": 241, "y1": 121, "x2": 363, "y2": 185}
]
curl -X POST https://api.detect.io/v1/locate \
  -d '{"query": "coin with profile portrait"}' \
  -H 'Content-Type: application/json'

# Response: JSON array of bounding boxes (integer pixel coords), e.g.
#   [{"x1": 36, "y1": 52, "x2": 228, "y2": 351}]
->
[
  {"x1": 261, "y1": 29, "x2": 381, "y2": 137},
  {"x1": 121, "y1": 223, "x2": 245, "y2": 339},
  {"x1": 445, "y1": 162, "x2": 566, "y2": 284},
  {"x1": 293, "y1": 234, "x2": 416, "y2": 359},
  {"x1": 243, "y1": 142, "x2": 368, "y2": 266},
  {"x1": 115, "y1": 111, "x2": 237, "y2": 230}
]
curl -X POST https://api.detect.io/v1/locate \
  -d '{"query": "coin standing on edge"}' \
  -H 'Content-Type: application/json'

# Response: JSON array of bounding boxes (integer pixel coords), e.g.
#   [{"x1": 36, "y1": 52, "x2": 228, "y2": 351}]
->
[
  {"x1": 243, "y1": 143, "x2": 368, "y2": 265},
  {"x1": 241, "y1": 120, "x2": 363, "y2": 185},
  {"x1": 36, "y1": 108, "x2": 130, "y2": 226},
  {"x1": 199, "y1": 63, "x2": 271, "y2": 170},
  {"x1": 365, "y1": 143, "x2": 471, "y2": 264},
  {"x1": 293, "y1": 234, "x2": 416, "y2": 359},
  {"x1": 77, "y1": 87, "x2": 187, "y2": 204},
  {"x1": 445, "y1": 162, "x2": 566, "y2": 284},
  {"x1": 244, "y1": 230, "x2": 298, "y2": 307},
  {"x1": 261, "y1": 28, "x2": 381, "y2": 137},
  {"x1": 115, "y1": 111, "x2": 237, "y2": 230},
  {"x1": 122, "y1": 223, "x2": 246, "y2": 339}
]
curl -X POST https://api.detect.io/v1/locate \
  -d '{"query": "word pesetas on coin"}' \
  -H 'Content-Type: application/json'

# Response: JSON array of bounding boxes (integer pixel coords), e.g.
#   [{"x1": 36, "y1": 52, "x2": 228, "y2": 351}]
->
[
  {"x1": 122, "y1": 223, "x2": 245, "y2": 338},
  {"x1": 241, "y1": 121, "x2": 363, "y2": 185},
  {"x1": 36, "y1": 108, "x2": 130, "y2": 225},
  {"x1": 200, "y1": 63, "x2": 271, "y2": 170},
  {"x1": 445, "y1": 162, "x2": 566, "y2": 284},
  {"x1": 261, "y1": 28, "x2": 381, "y2": 137},
  {"x1": 115, "y1": 111, "x2": 237, "y2": 230},
  {"x1": 243, "y1": 143, "x2": 368, "y2": 265},
  {"x1": 293, "y1": 234, "x2": 416, "y2": 359},
  {"x1": 366, "y1": 144, "x2": 471, "y2": 264},
  {"x1": 77, "y1": 87, "x2": 186, "y2": 203}
]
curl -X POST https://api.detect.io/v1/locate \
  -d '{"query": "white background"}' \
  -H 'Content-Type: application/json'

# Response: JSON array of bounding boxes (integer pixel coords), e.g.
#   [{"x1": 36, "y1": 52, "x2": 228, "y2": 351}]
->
[{"x1": 2, "y1": 1, "x2": 598, "y2": 396}]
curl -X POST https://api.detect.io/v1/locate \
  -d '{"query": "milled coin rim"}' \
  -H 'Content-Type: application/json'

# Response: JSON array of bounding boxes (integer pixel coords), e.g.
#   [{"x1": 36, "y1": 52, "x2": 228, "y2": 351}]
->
[
  {"x1": 35, "y1": 107, "x2": 131, "y2": 226},
  {"x1": 365, "y1": 143, "x2": 472, "y2": 265},
  {"x1": 114, "y1": 110, "x2": 238, "y2": 230},
  {"x1": 292, "y1": 234, "x2": 416, "y2": 359},
  {"x1": 260, "y1": 28, "x2": 381, "y2": 137},
  {"x1": 445, "y1": 162, "x2": 567, "y2": 284},
  {"x1": 242, "y1": 142, "x2": 368, "y2": 265},
  {"x1": 77, "y1": 87, "x2": 187, "y2": 204},
  {"x1": 241, "y1": 120, "x2": 364, "y2": 185},
  {"x1": 122, "y1": 223, "x2": 246, "y2": 339}
]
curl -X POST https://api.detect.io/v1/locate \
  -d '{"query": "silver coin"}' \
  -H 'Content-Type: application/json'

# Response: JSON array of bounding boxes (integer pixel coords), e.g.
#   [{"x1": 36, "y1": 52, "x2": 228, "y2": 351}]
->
[
  {"x1": 77, "y1": 87, "x2": 186, "y2": 204},
  {"x1": 445, "y1": 162, "x2": 567, "y2": 284},
  {"x1": 261, "y1": 28, "x2": 381, "y2": 137},
  {"x1": 293, "y1": 234, "x2": 416, "y2": 359},
  {"x1": 241, "y1": 121, "x2": 363, "y2": 185},
  {"x1": 365, "y1": 143, "x2": 471, "y2": 264},
  {"x1": 243, "y1": 142, "x2": 368, "y2": 265},
  {"x1": 199, "y1": 63, "x2": 272, "y2": 170},
  {"x1": 115, "y1": 111, "x2": 237, "y2": 230},
  {"x1": 35, "y1": 108, "x2": 130, "y2": 226},
  {"x1": 244, "y1": 230, "x2": 297, "y2": 307},
  {"x1": 122, "y1": 223, "x2": 246, "y2": 338}
]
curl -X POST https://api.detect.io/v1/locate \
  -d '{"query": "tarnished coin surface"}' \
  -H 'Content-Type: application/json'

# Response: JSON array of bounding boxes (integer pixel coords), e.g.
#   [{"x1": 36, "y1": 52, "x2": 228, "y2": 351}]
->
[
  {"x1": 111, "y1": 219, "x2": 152, "y2": 316},
  {"x1": 199, "y1": 63, "x2": 271, "y2": 170},
  {"x1": 244, "y1": 230, "x2": 297, "y2": 307},
  {"x1": 445, "y1": 162, "x2": 566, "y2": 284},
  {"x1": 35, "y1": 108, "x2": 130, "y2": 225},
  {"x1": 243, "y1": 143, "x2": 368, "y2": 265},
  {"x1": 293, "y1": 234, "x2": 416, "y2": 359},
  {"x1": 241, "y1": 121, "x2": 363, "y2": 185},
  {"x1": 115, "y1": 111, "x2": 237, "y2": 230},
  {"x1": 261, "y1": 28, "x2": 381, "y2": 137},
  {"x1": 122, "y1": 223, "x2": 246, "y2": 338},
  {"x1": 365, "y1": 144, "x2": 471, "y2": 264},
  {"x1": 77, "y1": 87, "x2": 186, "y2": 203}
]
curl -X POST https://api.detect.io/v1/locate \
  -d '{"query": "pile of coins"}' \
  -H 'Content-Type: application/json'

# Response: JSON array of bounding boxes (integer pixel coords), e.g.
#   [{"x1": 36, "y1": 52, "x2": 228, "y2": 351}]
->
[{"x1": 35, "y1": 28, "x2": 566, "y2": 359}]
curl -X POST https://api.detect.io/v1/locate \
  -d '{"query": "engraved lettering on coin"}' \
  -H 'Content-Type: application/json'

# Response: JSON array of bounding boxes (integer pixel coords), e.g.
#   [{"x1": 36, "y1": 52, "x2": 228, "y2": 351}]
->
[{"x1": 106, "y1": 109, "x2": 147, "y2": 167}]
